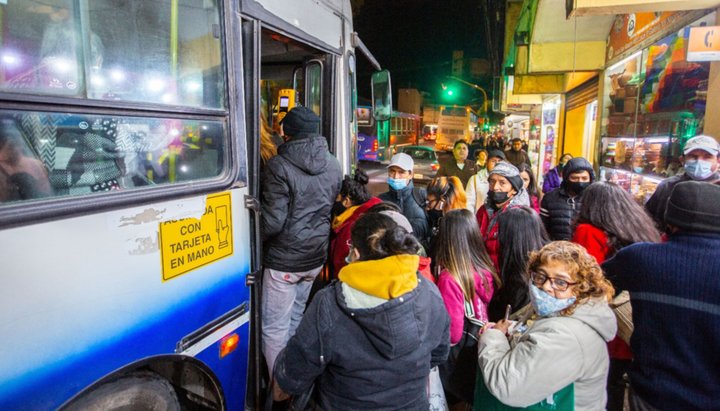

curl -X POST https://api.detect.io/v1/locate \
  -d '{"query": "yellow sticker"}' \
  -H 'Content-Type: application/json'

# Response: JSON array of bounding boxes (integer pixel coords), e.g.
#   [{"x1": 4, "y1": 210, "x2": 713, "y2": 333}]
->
[{"x1": 159, "y1": 192, "x2": 233, "y2": 281}]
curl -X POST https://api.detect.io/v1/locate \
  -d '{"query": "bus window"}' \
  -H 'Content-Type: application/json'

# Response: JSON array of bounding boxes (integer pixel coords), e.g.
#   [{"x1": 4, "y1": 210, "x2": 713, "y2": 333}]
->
[
  {"x1": 0, "y1": 1, "x2": 225, "y2": 108},
  {"x1": 0, "y1": 110, "x2": 225, "y2": 205},
  {"x1": 306, "y1": 62, "x2": 322, "y2": 116}
]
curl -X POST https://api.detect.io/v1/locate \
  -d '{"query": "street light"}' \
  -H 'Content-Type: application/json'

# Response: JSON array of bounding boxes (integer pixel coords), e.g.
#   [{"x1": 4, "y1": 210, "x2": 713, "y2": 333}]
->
[{"x1": 446, "y1": 75, "x2": 489, "y2": 116}]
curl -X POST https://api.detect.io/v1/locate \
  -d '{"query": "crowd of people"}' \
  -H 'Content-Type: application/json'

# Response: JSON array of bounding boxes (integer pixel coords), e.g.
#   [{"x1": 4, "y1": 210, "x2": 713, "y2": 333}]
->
[{"x1": 259, "y1": 106, "x2": 719, "y2": 411}]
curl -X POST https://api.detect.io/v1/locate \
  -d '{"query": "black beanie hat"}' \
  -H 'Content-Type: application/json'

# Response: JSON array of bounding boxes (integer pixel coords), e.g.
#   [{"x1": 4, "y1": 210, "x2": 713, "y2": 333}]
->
[
  {"x1": 280, "y1": 107, "x2": 320, "y2": 138},
  {"x1": 562, "y1": 157, "x2": 596, "y2": 181},
  {"x1": 665, "y1": 181, "x2": 720, "y2": 233},
  {"x1": 487, "y1": 149, "x2": 506, "y2": 160}
]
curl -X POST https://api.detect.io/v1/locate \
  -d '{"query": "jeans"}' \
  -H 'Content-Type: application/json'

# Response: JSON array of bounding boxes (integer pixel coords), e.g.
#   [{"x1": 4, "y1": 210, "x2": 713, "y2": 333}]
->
[{"x1": 262, "y1": 266, "x2": 322, "y2": 377}]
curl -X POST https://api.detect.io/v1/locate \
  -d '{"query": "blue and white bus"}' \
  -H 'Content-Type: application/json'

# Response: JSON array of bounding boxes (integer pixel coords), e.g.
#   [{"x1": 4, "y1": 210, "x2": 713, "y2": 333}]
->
[{"x1": 0, "y1": 1, "x2": 388, "y2": 409}]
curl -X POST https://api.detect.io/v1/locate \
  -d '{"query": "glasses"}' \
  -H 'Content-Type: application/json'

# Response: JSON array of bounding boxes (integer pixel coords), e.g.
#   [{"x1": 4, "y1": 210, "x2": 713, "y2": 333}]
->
[
  {"x1": 530, "y1": 271, "x2": 577, "y2": 292},
  {"x1": 425, "y1": 198, "x2": 445, "y2": 210}
]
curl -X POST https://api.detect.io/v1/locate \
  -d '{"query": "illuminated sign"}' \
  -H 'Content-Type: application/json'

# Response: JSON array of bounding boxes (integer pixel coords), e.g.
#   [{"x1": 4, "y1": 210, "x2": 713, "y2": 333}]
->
[
  {"x1": 688, "y1": 26, "x2": 720, "y2": 62},
  {"x1": 159, "y1": 192, "x2": 233, "y2": 281}
]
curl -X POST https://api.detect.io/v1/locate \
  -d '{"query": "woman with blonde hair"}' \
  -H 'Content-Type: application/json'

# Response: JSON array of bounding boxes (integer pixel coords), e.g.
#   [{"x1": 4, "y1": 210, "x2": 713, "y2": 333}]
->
[
  {"x1": 425, "y1": 175, "x2": 466, "y2": 232},
  {"x1": 477, "y1": 241, "x2": 617, "y2": 410},
  {"x1": 260, "y1": 111, "x2": 280, "y2": 167}
]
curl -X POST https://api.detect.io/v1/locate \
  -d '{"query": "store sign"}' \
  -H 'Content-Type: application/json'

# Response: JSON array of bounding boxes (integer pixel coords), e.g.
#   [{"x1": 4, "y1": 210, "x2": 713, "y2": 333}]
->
[
  {"x1": 687, "y1": 26, "x2": 720, "y2": 62},
  {"x1": 607, "y1": 12, "x2": 689, "y2": 62}
]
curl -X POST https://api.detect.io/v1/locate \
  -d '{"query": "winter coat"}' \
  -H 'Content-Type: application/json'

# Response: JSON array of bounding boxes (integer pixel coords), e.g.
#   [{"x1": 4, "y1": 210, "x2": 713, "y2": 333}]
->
[
  {"x1": 503, "y1": 149, "x2": 531, "y2": 168},
  {"x1": 261, "y1": 135, "x2": 342, "y2": 272},
  {"x1": 465, "y1": 168, "x2": 489, "y2": 212},
  {"x1": 274, "y1": 255, "x2": 450, "y2": 411},
  {"x1": 436, "y1": 159, "x2": 477, "y2": 187},
  {"x1": 329, "y1": 197, "x2": 383, "y2": 277},
  {"x1": 542, "y1": 167, "x2": 562, "y2": 194},
  {"x1": 476, "y1": 190, "x2": 530, "y2": 271},
  {"x1": 529, "y1": 194, "x2": 540, "y2": 213},
  {"x1": 602, "y1": 233, "x2": 720, "y2": 410},
  {"x1": 478, "y1": 299, "x2": 617, "y2": 410},
  {"x1": 437, "y1": 269, "x2": 494, "y2": 344},
  {"x1": 378, "y1": 182, "x2": 430, "y2": 248},
  {"x1": 540, "y1": 187, "x2": 582, "y2": 241}
]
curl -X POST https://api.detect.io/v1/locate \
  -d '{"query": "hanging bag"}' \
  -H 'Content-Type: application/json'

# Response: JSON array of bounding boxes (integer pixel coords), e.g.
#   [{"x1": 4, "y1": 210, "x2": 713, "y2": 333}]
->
[{"x1": 439, "y1": 300, "x2": 485, "y2": 403}]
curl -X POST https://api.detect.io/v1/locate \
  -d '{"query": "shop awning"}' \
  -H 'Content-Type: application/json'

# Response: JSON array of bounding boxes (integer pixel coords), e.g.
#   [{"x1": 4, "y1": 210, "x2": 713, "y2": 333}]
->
[{"x1": 568, "y1": 0, "x2": 720, "y2": 17}]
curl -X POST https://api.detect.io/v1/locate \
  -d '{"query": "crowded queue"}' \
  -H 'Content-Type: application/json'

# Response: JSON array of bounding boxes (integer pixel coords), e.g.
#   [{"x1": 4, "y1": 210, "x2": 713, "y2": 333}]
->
[{"x1": 261, "y1": 111, "x2": 719, "y2": 411}]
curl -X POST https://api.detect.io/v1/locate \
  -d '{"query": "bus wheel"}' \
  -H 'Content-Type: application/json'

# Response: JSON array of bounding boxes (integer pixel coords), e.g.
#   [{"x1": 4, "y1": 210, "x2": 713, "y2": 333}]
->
[{"x1": 64, "y1": 372, "x2": 180, "y2": 411}]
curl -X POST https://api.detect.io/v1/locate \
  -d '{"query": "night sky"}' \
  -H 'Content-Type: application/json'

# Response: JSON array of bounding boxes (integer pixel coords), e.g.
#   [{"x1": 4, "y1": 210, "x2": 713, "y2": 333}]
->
[{"x1": 353, "y1": 0, "x2": 490, "y2": 103}]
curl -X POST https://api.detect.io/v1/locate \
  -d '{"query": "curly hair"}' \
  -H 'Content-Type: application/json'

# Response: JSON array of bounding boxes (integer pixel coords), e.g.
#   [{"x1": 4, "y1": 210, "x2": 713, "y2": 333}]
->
[
  {"x1": 426, "y1": 176, "x2": 467, "y2": 211},
  {"x1": 527, "y1": 241, "x2": 615, "y2": 315},
  {"x1": 339, "y1": 169, "x2": 371, "y2": 205}
]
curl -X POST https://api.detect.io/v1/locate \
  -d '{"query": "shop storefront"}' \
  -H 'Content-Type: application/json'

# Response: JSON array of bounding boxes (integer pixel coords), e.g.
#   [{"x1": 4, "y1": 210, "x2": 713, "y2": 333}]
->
[
  {"x1": 598, "y1": 10, "x2": 715, "y2": 202},
  {"x1": 538, "y1": 97, "x2": 560, "y2": 180}
]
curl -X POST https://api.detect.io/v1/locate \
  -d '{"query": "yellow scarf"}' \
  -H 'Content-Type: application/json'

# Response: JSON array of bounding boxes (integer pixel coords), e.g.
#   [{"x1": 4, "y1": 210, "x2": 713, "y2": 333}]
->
[
  {"x1": 338, "y1": 254, "x2": 419, "y2": 299},
  {"x1": 332, "y1": 205, "x2": 360, "y2": 230}
]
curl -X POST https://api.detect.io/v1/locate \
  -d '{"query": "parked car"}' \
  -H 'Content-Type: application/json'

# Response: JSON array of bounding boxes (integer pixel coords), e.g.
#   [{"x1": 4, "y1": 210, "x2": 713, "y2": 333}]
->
[{"x1": 398, "y1": 145, "x2": 439, "y2": 185}]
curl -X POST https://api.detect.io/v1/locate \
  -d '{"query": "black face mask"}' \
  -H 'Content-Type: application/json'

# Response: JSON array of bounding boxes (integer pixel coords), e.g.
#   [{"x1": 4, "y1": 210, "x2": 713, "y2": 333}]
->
[
  {"x1": 567, "y1": 181, "x2": 590, "y2": 195},
  {"x1": 488, "y1": 191, "x2": 510, "y2": 205},
  {"x1": 427, "y1": 209, "x2": 443, "y2": 228}
]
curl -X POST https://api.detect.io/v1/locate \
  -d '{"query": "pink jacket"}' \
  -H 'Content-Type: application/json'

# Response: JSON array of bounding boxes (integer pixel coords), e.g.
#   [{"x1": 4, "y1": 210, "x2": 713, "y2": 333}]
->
[{"x1": 437, "y1": 269, "x2": 495, "y2": 344}]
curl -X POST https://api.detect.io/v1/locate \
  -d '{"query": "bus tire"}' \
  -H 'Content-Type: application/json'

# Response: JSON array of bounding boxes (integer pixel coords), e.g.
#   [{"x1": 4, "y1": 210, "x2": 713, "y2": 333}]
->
[{"x1": 64, "y1": 372, "x2": 180, "y2": 411}]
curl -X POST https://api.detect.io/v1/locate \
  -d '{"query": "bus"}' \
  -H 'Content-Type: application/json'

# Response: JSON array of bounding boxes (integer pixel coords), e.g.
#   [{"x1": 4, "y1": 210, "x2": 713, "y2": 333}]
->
[
  {"x1": 0, "y1": 1, "x2": 387, "y2": 409},
  {"x1": 357, "y1": 107, "x2": 420, "y2": 162},
  {"x1": 435, "y1": 106, "x2": 479, "y2": 151}
]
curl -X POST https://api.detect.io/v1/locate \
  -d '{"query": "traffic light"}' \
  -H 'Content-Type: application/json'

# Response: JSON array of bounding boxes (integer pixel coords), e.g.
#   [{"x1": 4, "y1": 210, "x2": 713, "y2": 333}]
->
[{"x1": 441, "y1": 83, "x2": 459, "y2": 101}]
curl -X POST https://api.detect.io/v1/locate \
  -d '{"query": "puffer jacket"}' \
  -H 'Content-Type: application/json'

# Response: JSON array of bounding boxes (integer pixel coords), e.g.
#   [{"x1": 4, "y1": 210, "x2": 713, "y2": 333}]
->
[
  {"x1": 274, "y1": 255, "x2": 450, "y2": 410},
  {"x1": 261, "y1": 135, "x2": 342, "y2": 272},
  {"x1": 540, "y1": 187, "x2": 582, "y2": 241},
  {"x1": 478, "y1": 299, "x2": 617, "y2": 410},
  {"x1": 378, "y1": 182, "x2": 430, "y2": 248},
  {"x1": 541, "y1": 157, "x2": 595, "y2": 241}
]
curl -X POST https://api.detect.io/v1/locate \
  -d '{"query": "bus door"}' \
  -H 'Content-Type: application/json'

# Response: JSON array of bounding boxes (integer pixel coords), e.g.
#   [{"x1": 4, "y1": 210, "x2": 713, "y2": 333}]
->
[{"x1": 240, "y1": 22, "x2": 339, "y2": 408}]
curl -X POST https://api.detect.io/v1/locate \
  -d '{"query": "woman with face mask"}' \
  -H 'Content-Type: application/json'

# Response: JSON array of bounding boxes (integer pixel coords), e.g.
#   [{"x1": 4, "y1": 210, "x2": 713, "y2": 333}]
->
[
  {"x1": 476, "y1": 241, "x2": 617, "y2": 410},
  {"x1": 475, "y1": 161, "x2": 530, "y2": 271},
  {"x1": 329, "y1": 169, "x2": 382, "y2": 278}
]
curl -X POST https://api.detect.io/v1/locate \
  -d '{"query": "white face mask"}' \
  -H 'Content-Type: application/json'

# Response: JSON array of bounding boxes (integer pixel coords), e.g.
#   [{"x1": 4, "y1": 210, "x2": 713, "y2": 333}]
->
[{"x1": 684, "y1": 159, "x2": 715, "y2": 180}]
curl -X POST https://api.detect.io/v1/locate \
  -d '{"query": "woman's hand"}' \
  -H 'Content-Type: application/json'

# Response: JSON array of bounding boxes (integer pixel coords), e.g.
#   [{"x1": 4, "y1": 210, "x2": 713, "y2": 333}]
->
[{"x1": 479, "y1": 319, "x2": 511, "y2": 336}]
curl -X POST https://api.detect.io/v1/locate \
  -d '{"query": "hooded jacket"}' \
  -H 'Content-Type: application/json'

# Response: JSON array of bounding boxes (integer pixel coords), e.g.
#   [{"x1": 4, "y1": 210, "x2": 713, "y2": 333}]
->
[
  {"x1": 540, "y1": 157, "x2": 595, "y2": 241},
  {"x1": 478, "y1": 299, "x2": 617, "y2": 410},
  {"x1": 262, "y1": 135, "x2": 342, "y2": 271},
  {"x1": 274, "y1": 255, "x2": 450, "y2": 410}
]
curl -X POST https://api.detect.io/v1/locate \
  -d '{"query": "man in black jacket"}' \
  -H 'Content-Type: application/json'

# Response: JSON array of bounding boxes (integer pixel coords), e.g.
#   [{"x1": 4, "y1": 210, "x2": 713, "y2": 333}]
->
[
  {"x1": 540, "y1": 156, "x2": 595, "y2": 240},
  {"x1": 261, "y1": 106, "x2": 342, "y2": 377},
  {"x1": 378, "y1": 153, "x2": 430, "y2": 249}
]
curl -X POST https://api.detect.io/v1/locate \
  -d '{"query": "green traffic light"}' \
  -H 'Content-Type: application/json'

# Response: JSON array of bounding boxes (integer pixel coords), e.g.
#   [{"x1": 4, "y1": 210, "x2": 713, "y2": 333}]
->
[{"x1": 447, "y1": 90, "x2": 454, "y2": 96}]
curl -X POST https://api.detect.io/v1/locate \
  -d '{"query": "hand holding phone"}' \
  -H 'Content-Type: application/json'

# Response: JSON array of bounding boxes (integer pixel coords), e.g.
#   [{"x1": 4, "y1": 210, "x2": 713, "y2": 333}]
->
[{"x1": 504, "y1": 304, "x2": 512, "y2": 322}]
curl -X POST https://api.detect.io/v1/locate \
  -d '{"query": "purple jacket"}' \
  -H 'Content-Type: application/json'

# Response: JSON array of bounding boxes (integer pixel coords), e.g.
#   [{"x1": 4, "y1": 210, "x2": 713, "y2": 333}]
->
[{"x1": 542, "y1": 167, "x2": 562, "y2": 194}]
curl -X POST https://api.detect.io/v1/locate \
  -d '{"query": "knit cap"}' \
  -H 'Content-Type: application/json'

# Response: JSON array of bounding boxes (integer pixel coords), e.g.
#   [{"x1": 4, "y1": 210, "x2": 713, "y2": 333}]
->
[
  {"x1": 487, "y1": 149, "x2": 506, "y2": 160},
  {"x1": 280, "y1": 106, "x2": 320, "y2": 138},
  {"x1": 562, "y1": 157, "x2": 596, "y2": 181},
  {"x1": 665, "y1": 181, "x2": 720, "y2": 233},
  {"x1": 489, "y1": 161, "x2": 523, "y2": 193}
]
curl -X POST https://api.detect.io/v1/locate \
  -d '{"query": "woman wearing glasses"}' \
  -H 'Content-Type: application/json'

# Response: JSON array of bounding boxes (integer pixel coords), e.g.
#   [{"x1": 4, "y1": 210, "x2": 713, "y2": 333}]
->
[{"x1": 476, "y1": 241, "x2": 617, "y2": 410}]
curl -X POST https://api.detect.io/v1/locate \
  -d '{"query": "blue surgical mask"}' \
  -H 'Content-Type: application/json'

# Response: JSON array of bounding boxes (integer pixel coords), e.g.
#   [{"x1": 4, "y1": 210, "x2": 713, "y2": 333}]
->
[
  {"x1": 388, "y1": 177, "x2": 409, "y2": 190},
  {"x1": 528, "y1": 284, "x2": 576, "y2": 317},
  {"x1": 684, "y1": 159, "x2": 714, "y2": 180},
  {"x1": 633, "y1": 167, "x2": 644, "y2": 173}
]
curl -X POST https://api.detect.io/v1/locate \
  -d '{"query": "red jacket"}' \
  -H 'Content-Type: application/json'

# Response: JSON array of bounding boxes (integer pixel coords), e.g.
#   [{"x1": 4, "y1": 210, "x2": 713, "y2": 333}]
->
[
  {"x1": 476, "y1": 204, "x2": 511, "y2": 272},
  {"x1": 572, "y1": 223, "x2": 632, "y2": 359},
  {"x1": 329, "y1": 197, "x2": 383, "y2": 278}
]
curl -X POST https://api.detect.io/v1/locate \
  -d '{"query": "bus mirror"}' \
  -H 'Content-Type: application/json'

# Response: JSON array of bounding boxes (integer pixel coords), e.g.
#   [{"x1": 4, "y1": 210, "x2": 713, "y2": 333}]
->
[{"x1": 371, "y1": 70, "x2": 392, "y2": 122}]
